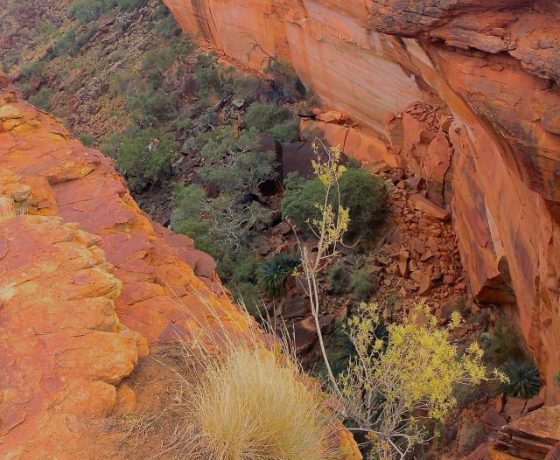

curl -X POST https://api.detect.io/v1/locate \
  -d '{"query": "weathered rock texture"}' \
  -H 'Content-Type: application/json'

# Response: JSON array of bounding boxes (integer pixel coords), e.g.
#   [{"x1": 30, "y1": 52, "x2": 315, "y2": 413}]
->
[
  {"x1": 163, "y1": 0, "x2": 560, "y2": 401},
  {"x1": 0, "y1": 89, "x2": 252, "y2": 457},
  {"x1": 493, "y1": 405, "x2": 560, "y2": 459}
]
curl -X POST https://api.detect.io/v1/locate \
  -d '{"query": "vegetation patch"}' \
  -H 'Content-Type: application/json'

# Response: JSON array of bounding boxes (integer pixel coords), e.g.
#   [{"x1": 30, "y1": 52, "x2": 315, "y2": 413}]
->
[{"x1": 282, "y1": 166, "x2": 387, "y2": 242}]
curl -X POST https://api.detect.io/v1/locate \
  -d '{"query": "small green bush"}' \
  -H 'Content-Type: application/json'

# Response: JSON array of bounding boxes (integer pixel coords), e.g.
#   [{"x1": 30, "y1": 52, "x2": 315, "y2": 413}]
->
[
  {"x1": 116, "y1": 0, "x2": 148, "y2": 12},
  {"x1": 480, "y1": 323, "x2": 528, "y2": 367},
  {"x1": 268, "y1": 119, "x2": 299, "y2": 143},
  {"x1": 282, "y1": 167, "x2": 386, "y2": 241},
  {"x1": 116, "y1": 129, "x2": 176, "y2": 191},
  {"x1": 28, "y1": 87, "x2": 52, "y2": 111},
  {"x1": 69, "y1": 0, "x2": 114, "y2": 23},
  {"x1": 328, "y1": 262, "x2": 348, "y2": 296},
  {"x1": 501, "y1": 360, "x2": 541, "y2": 399},
  {"x1": 350, "y1": 269, "x2": 374, "y2": 300},
  {"x1": 157, "y1": 14, "x2": 181, "y2": 38},
  {"x1": 68, "y1": 0, "x2": 145, "y2": 23},
  {"x1": 231, "y1": 282, "x2": 262, "y2": 318},
  {"x1": 323, "y1": 323, "x2": 355, "y2": 378},
  {"x1": 264, "y1": 58, "x2": 307, "y2": 101},
  {"x1": 51, "y1": 26, "x2": 97, "y2": 58},
  {"x1": 259, "y1": 253, "x2": 300, "y2": 298},
  {"x1": 245, "y1": 103, "x2": 291, "y2": 133},
  {"x1": 231, "y1": 256, "x2": 259, "y2": 285},
  {"x1": 21, "y1": 61, "x2": 46, "y2": 80},
  {"x1": 555, "y1": 372, "x2": 560, "y2": 390},
  {"x1": 193, "y1": 53, "x2": 232, "y2": 101},
  {"x1": 78, "y1": 133, "x2": 96, "y2": 147},
  {"x1": 458, "y1": 423, "x2": 484, "y2": 455}
]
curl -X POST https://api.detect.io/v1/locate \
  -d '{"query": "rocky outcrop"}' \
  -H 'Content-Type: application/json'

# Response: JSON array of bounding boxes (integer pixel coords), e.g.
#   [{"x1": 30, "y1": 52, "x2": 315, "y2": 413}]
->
[
  {"x1": 492, "y1": 405, "x2": 560, "y2": 459},
  {"x1": 163, "y1": 0, "x2": 560, "y2": 401},
  {"x1": 0, "y1": 89, "x2": 252, "y2": 457}
]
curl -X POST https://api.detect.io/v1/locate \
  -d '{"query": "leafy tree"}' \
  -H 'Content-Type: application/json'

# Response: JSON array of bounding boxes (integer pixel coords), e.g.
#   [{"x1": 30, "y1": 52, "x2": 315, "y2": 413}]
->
[
  {"x1": 198, "y1": 127, "x2": 278, "y2": 194},
  {"x1": 21, "y1": 61, "x2": 46, "y2": 80},
  {"x1": 128, "y1": 87, "x2": 177, "y2": 125},
  {"x1": 268, "y1": 119, "x2": 299, "y2": 143},
  {"x1": 171, "y1": 184, "x2": 274, "y2": 281},
  {"x1": 69, "y1": 0, "x2": 114, "y2": 23},
  {"x1": 193, "y1": 53, "x2": 232, "y2": 102},
  {"x1": 116, "y1": 129, "x2": 175, "y2": 191},
  {"x1": 245, "y1": 102, "x2": 291, "y2": 133},
  {"x1": 116, "y1": 0, "x2": 149, "y2": 12}
]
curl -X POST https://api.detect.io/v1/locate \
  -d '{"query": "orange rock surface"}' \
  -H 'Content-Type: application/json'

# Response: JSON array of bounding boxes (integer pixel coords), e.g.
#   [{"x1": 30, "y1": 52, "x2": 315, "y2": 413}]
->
[
  {"x1": 0, "y1": 90, "x2": 253, "y2": 457},
  {"x1": 163, "y1": 0, "x2": 560, "y2": 402}
]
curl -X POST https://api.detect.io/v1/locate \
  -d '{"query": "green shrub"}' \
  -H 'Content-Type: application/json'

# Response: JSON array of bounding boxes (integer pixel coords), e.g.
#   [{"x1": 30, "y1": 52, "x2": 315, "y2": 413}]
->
[
  {"x1": 501, "y1": 361, "x2": 541, "y2": 399},
  {"x1": 198, "y1": 127, "x2": 277, "y2": 194},
  {"x1": 128, "y1": 87, "x2": 177, "y2": 125},
  {"x1": 116, "y1": 129, "x2": 175, "y2": 191},
  {"x1": 171, "y1": 183, "x2": 206, "y2": 229},
  {"x1": 231, "y1": 282, "x2": 261, "y2": 318},
  {"x1": 328, "y1": 263, "x2": 348, "y2": 296},
  {"x1": 28, "y1": 87, "x2": 52, "y2": 111},
  {"x1": 116, "y1": 0, "x2": 148, "y2": 12},
  {"x1": 245, "y1": 103, "x2": 292, "y2": 133},
  {"x1": 51, "y1": 26, "x2": 96, "y2": 57},
  {"x1": 480, "y1": 323, "x2": 528, "y2": 367},
  {"x1": 322, "y1": 323, "x2": 355, "y2": 378},
  {"x1": 21, "y1": 61, "x2": 46, "y2": 80},
  {"x1": 142, "y1": 47, "x2": 175, "y2": 89},
  {"x1": 157, "y1": 14, "x2": 181, "y2": 38},
  {"x1": 69, "y1": 0, "x2": 114, "y2": 23},
  {"x1": 78, "y1": 133, "x2": 96, "y2": 147},
  {"x1": 193, "y1": 53, "x2": 232, "y2": 101},
  {"x1": 68, "y1": 0, "x2": 143, "y2": 22},
  {"x1": 232, "y1": 74, "x2": 265, "y2": 104},
  {"x1": 282, "y1": 167, "x2": 386, "y2": 241},
  {"x1": 264, "y1": 58, "x2": 307, "y2": 101},
  {"x1": 231, "y1": 256, "x2": 259, "y2": 285},
  {"x1": 350, "y1": 269, "x2": 374, "y2": 300},
  {"x1": 268, "y1": 119, "x2": 299, "y2": 143},
  {"x1": 259, "y1": 253, "x2": 300, "y2": 298}
]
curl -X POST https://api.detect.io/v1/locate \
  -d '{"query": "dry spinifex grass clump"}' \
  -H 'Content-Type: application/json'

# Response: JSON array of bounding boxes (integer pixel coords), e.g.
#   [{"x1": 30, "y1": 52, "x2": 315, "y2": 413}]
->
[
  {"x1": 178, "y1": 344, "x2": 339, "y2": 460},
  {"x1": 134, "y1": 297, "x2": 341, "y2": 460}
]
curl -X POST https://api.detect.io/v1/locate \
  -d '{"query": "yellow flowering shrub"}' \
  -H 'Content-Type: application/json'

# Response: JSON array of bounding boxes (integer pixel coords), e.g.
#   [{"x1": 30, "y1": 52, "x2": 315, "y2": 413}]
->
[{"x1": 338, "y1": 302, "x2": 505, "y2": 458}]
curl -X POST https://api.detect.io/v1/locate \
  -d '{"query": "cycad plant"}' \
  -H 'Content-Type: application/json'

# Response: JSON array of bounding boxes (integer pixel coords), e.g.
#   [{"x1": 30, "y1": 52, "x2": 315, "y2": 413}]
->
[
  {"x1": 259, "y1": 253, "x2": 300, "y2": 298},
  {"x1": 501, "y1": 360, "x2": 541, "y2": 399}
]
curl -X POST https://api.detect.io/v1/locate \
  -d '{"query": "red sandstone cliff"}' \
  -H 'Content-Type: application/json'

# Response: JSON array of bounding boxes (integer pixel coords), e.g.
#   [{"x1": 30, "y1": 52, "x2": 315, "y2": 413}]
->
[
  {"x1": 0, "y1": 87, "x2": 253, "y2": 457},
  {"x1": 162, "y1": 0, "x2": 560, "y2": 402}
]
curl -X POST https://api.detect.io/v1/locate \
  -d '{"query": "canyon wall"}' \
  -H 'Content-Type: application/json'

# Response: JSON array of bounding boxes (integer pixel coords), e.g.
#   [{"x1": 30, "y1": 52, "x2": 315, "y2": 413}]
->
[{"x1": 163, "y1": 0, "x2": 560, "y2": 400}]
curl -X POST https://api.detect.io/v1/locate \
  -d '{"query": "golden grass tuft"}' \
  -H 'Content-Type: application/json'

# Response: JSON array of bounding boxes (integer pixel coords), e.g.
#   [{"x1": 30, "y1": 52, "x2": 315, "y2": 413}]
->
[
  {"x1": 120, "y1": 293, "x2": 342, "y2": 460},
  {"x1": 180, "y1": 345, "x2": 338, "y2": 460}
]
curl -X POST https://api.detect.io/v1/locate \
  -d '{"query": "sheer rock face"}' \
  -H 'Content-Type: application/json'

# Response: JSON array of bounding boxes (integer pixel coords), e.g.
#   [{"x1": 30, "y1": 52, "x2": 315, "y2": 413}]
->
[
  {"x1": 0, "y1": 91, "x2": 252, "y2": 457},
  {"x1": 163, "y1": 0, "x2": 560, "y2": 400}
]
